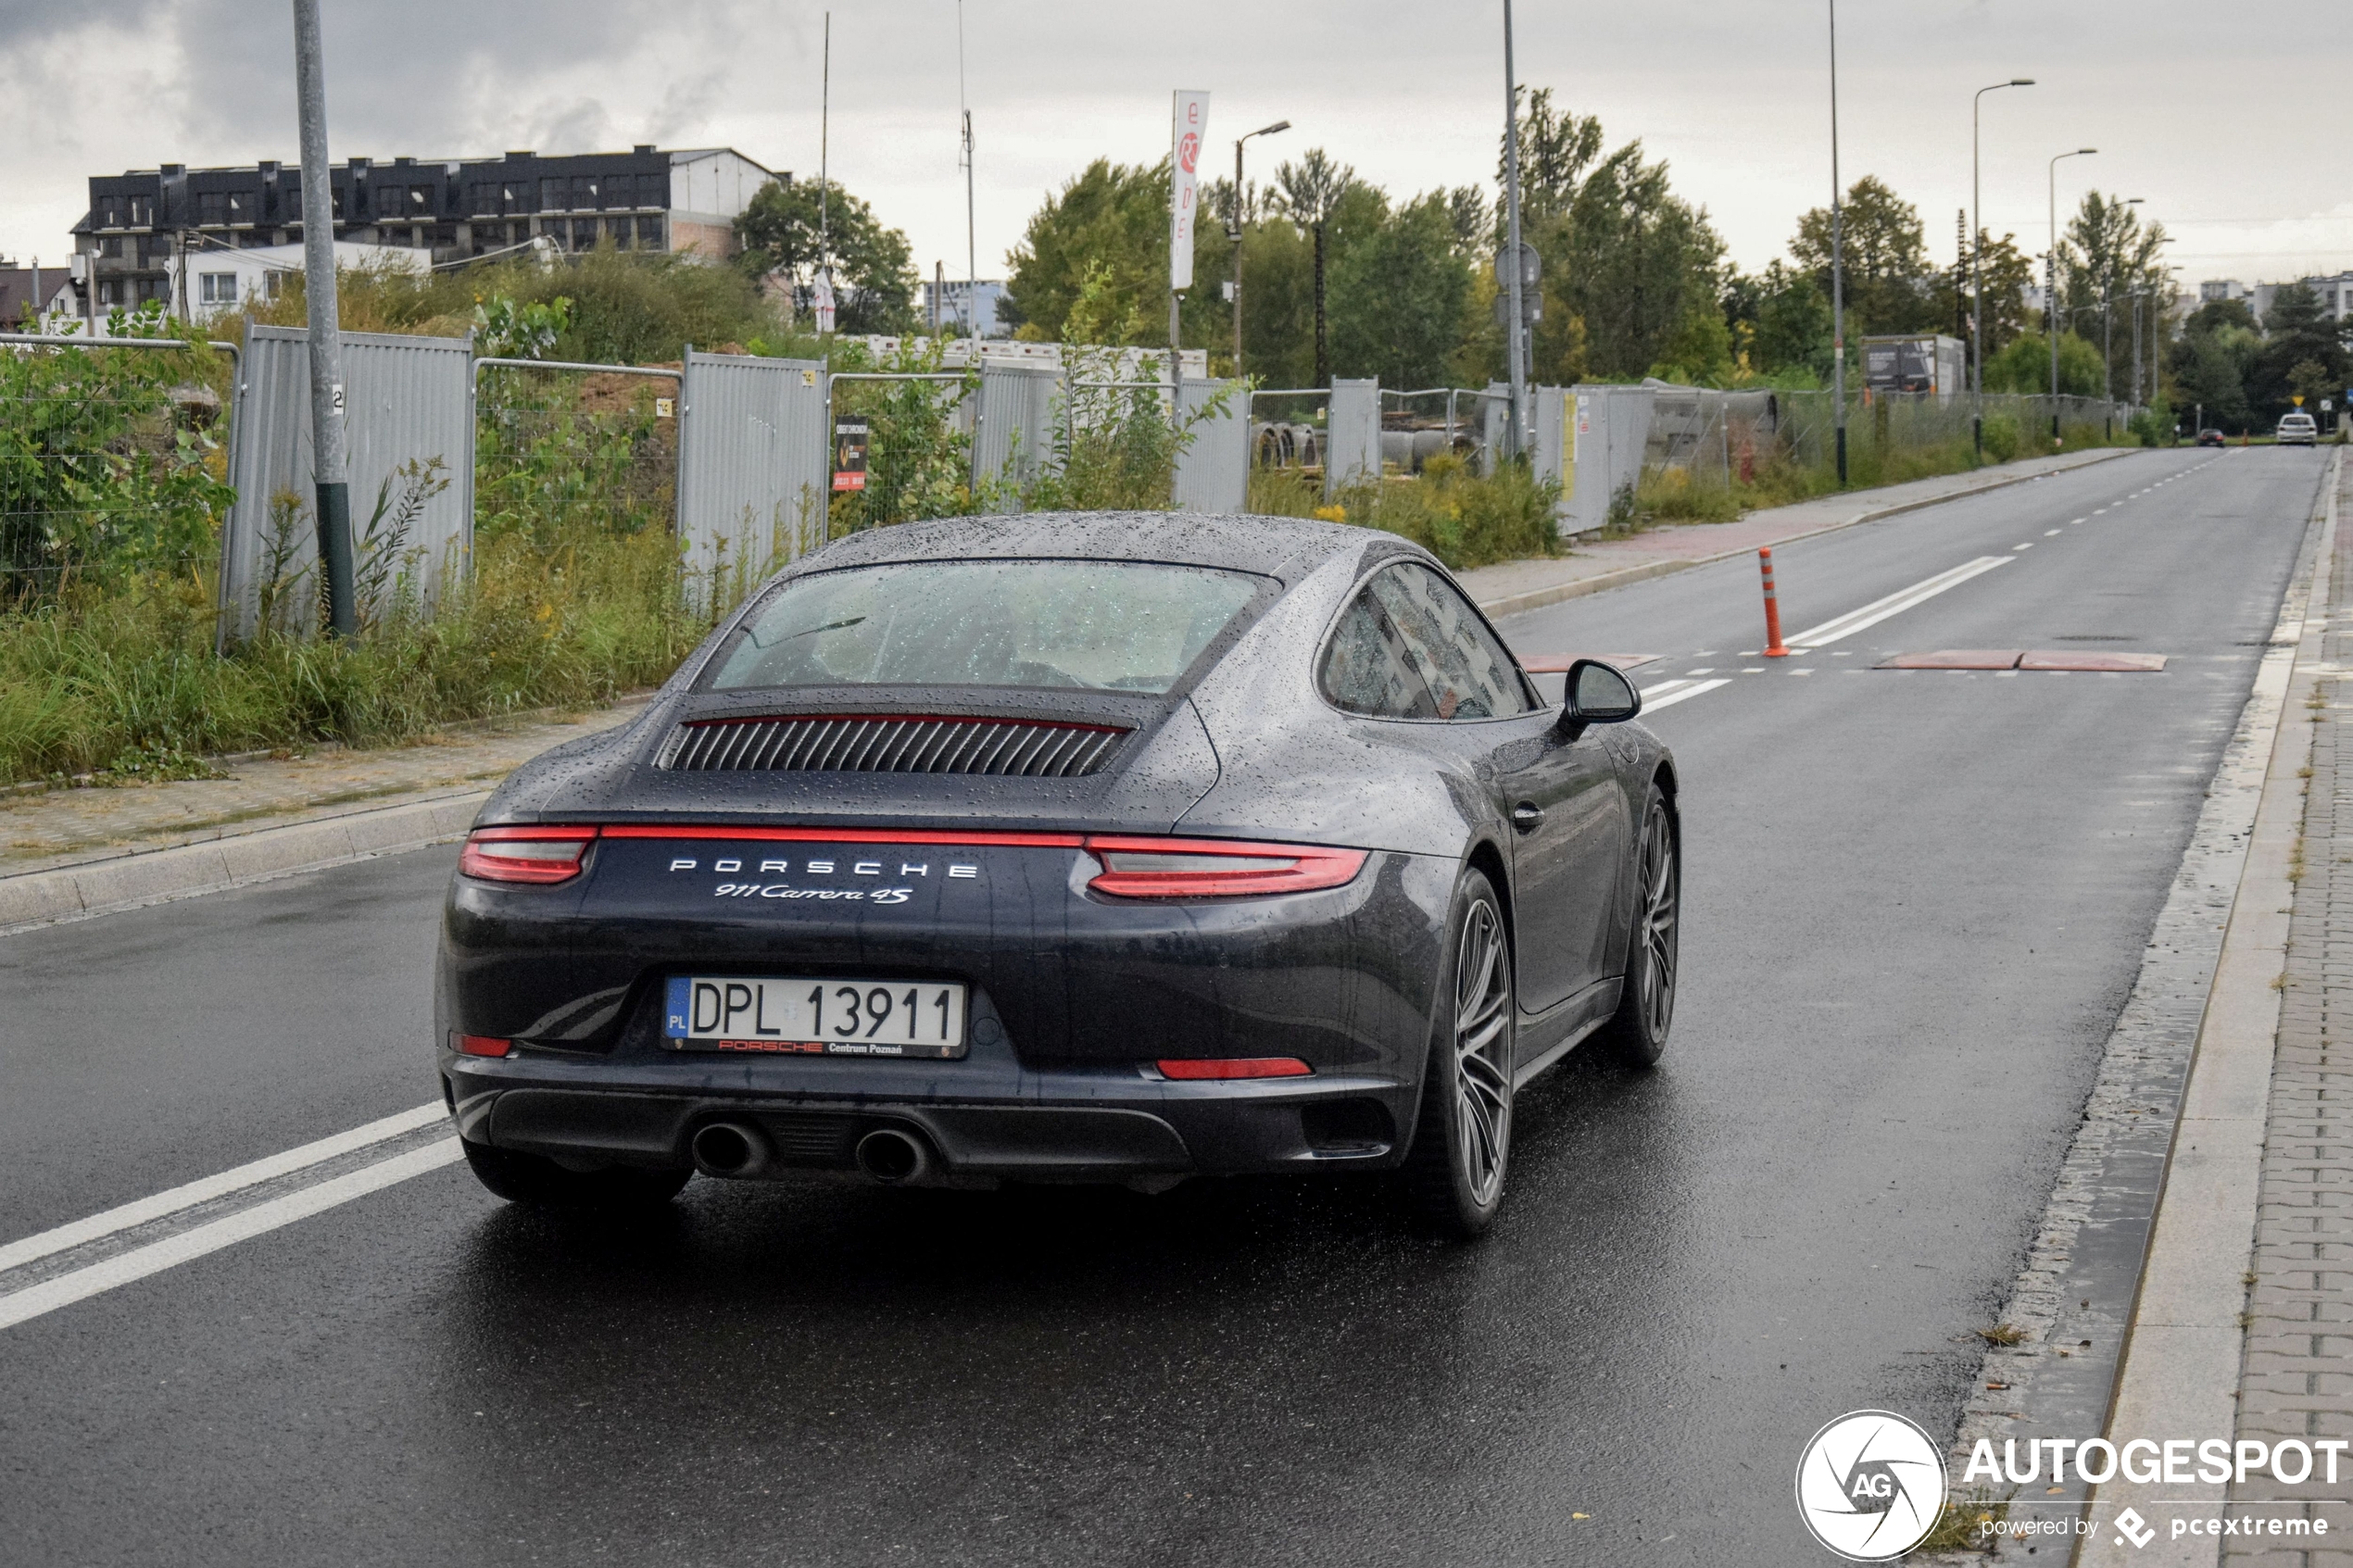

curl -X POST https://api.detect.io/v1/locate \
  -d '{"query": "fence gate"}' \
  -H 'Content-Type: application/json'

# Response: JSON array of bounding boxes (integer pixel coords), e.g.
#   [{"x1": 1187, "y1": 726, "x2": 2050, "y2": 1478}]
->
[
  {"x1": 1326, "y1": 378, "x2": 1381, "y2": 496},
  {"x1": 675, "y1": 350, "x2": 826, "y2": 598},
  {"x1": 1173, "y1": 378, "x2": 1248, "y2": 513},
  {"x1": 220, "y1": 323, "x2": 474, "y2": 640},
  {"x1": 971, "y1": 364, "x2": 1058, "y2": 512}
]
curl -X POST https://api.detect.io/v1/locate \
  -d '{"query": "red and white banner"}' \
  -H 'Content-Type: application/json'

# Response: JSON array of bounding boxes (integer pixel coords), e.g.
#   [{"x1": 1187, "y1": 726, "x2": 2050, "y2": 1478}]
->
[{"x1": 1169, "y1": 89, "x2": 1210, "y2": 293}]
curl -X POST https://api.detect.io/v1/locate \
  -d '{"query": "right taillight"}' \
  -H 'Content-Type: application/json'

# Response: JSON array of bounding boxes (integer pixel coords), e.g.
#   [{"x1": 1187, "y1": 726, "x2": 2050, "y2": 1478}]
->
[
  {"x1": 459, "y1": 826, "x2": 597, "y2": 885},
  {"x1": 1084, "y1": 836, "x2": 1367, "y2": 899}
]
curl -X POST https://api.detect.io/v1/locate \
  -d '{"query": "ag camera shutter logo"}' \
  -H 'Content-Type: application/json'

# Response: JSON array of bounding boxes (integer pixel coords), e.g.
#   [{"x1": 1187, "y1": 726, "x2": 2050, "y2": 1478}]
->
[{"x1": 1794, "y1": 1410, "x2": 1948, "y2": 1561}]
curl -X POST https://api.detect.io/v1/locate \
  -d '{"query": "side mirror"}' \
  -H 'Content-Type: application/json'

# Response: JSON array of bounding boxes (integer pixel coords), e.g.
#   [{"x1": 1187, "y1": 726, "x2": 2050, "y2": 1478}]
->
[{"x1": 1561, "y1": 659, "x2": 1641, "y2": 726}]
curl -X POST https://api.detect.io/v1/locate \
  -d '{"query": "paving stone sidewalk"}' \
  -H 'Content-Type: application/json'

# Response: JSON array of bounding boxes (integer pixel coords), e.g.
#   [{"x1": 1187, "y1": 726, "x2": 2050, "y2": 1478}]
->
[
  {"x1": 0, "y1": 700, "x2": 645, "y2": 877},
  {"x1": 2228, "y1": 458, "x2": 2353, "y2": 1563}
]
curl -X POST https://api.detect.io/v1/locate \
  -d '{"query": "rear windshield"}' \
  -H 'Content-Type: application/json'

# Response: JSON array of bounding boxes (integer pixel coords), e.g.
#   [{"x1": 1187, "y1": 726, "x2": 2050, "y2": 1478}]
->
[{"x1": 708, "y1": 558, "x2": 1265, "y2": 694}]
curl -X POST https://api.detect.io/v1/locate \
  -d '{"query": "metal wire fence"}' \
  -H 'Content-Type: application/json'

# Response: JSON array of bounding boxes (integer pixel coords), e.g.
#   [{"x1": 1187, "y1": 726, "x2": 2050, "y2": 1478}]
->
[
  {"x1": 0, "y1": 337, "x2": 235, "y2": 608},
  {"x1": 472, "y1": 362, "x2": 678, "y2": 549}
]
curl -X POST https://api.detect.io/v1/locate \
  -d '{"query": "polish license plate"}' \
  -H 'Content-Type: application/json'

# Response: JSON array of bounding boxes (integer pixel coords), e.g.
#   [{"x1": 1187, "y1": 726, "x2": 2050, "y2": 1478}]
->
[{"x1": 663, "y1": 976, "x2": 968, "y2": 1058}]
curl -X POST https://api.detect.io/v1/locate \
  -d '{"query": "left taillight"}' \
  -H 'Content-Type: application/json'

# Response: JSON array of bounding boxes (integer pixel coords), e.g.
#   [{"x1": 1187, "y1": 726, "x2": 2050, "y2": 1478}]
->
[
  {"x1": 1084, "y1": 836, "x2": 1367, "y2": 899},
  {"x1": 459, "y1": 826, "x2": 597, "y2": 885}
]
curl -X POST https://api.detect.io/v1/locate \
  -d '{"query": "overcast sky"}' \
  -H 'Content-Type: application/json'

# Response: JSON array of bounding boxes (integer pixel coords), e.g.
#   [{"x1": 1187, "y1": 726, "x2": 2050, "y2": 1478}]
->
[{"x1": 4, "y1": 0, "x2": 2347, "y2": 291}]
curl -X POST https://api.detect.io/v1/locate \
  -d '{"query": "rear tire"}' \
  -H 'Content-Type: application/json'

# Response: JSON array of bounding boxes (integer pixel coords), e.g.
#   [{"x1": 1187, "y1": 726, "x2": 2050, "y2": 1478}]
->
[
  {"x1": 1402, "y1": 869, "x2": 1516, "y2": 1238},
  {"x1": 461, "y1": 1139, "x2": 691, "y2": 1209},
  {"x1": 1593, "y1": 785, "x2": 1679, "y2": 1068}
]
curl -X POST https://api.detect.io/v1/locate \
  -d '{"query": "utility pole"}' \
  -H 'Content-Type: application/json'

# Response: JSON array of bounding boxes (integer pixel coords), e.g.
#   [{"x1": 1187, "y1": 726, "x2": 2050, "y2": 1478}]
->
[
  {"x1": 292, "y1": 0, "x2": 355, "y2": 637},
  {"x1": 1828, "y1": 0, "x2": 1846, "y2": 486},
  {"x1": 1501, "y1": 0, "x2": 1529, "y2": 460},
  {"x1": 1972, "y1": 78, "x2": 2033, "y2": 455},
  {"x1": 2047, "y1": 147, "x2": 2095, "y2": 446}
]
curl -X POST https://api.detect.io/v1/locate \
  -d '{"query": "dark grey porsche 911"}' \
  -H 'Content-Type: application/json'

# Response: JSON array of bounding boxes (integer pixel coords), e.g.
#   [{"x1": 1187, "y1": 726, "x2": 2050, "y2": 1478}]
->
[{"x1": 438, "y1": 511, "x2": 1680, "y2": 1236}]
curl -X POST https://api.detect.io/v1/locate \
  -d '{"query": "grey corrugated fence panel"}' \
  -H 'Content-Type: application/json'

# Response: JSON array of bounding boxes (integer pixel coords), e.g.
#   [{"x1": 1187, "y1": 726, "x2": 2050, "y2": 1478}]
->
[
  {"x1": 1325, "y1": 378, "x2": 1381, "y2": 496},
  {"x1": 1479, "y1": 382, "x2": 1510, "y2": 470},
  {"x1": 1172, "y1": 379, "x2": 1248, "y2": 513},
  {"x1": 973, "y1": 365, "x2": 1059, "y2": 512},
  {"x1": 1562, "y1": 385, "x2": 1654, "y2": 536},
  {"x1": 220, "y1": 322, "x2": 473, "y2": 640},
  {"x1": 675, "y1": 351, "x2": 827, "y2": 601},
  {"x1": 1529, "y1": 385, "x2": 1569, "y2": 499}
]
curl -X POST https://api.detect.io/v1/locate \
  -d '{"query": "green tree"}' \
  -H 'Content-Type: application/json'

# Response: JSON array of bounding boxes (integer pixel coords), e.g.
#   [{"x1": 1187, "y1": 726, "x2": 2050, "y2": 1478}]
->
[
  {"x1": 734, "y1": 178, "x2": 915, "y2": 333},
  {"x1": 2057, "y1": 193, "x2": 2169, "y2": 398},
  {"x1": 2169, "y1": 300, "x2": 2262, "y2": 432},
  {"x1": 1984, "y1": 330, "x2": 2106, "y2": 397},
  {"x1": 1273, "y1": 149, "x2": 1360, "y2": 384},
  {"x1": 2251, "y1": 283, "x2": 2348, "y2": 422},
  {"x1": 1729, "y1": 261, "x2": 1832, "y2": 383},
  {"x1": 1969, "y1": 230, "x2": 2037, "y2": 359},
  {"x1": 1002, "y1": 159, "x2": 1171, "y2": 345},
  {"x1": 1539, "y1": 139, "x2": 1726, "y2": 382},
  {"x1": 1791, "y1": 176, "x2": 1941, "y2": 338},
  {"x1": 1503, "y1": 88, "x2": 1604, "y2": 222},
  {"x1": 1327, "y1": 191, "x2": 1476, "y2": 389}
]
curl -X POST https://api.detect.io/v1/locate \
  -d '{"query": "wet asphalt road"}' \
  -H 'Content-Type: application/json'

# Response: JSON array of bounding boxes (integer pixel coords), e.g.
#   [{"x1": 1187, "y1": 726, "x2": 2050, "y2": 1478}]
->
[{"x1": 0, "y1": 446, "x2": 2329, "y2": 1567}]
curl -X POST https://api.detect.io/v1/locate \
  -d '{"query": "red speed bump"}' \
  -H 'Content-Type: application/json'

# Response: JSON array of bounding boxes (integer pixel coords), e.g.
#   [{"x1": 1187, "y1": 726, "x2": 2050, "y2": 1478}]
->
[
  {"x1": 1518, "y1": 653, "x2": 1660, "y2": 673},
  {"x1": 2019, "y1": 651, "x2": 2168, "y2": 671},
  {"x1": 1875, "y1": 650, "x2": 2025, "y2": 670}
]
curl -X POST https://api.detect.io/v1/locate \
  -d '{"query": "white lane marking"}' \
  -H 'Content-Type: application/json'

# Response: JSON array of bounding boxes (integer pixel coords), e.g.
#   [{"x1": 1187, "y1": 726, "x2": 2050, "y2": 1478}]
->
[
  {"x1": 1787, "y1": 556, "x2": 2014, "y2": 649},
  {"x1": 0, "y1": 1138, "x2": 462, "y2": 1334},
  {"x1": 2071, "y1": 517, "x2": 2087, "y2": 523},
  {"x1": 1640, "y1": 677, "x2": 1730, "y2": 713},
  {"x1": 0, "y1": 1101, "x2": 449, "y2": 1274},
  {"x1": 2012, "y1": 543, "x2": 2033, "y2": 551},
  {"x1": 1686, "y1": 667, "x2": 1715, "y2": 675},
  {"x1": 2045, "y1": 529, "x2": 2062, "y2": 536}
]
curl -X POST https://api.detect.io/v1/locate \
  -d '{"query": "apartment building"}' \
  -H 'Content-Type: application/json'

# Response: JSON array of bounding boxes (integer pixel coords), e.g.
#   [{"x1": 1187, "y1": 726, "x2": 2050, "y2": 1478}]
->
[{"x1": 68, "y1": 146, "x2": 778, "y2": 316}]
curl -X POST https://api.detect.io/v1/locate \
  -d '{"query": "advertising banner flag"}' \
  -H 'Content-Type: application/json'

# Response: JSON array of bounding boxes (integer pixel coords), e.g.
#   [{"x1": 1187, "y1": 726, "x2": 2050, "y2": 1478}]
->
[{"x1": 1169, "y1": 90, "x2": 1210, "y2": 292}]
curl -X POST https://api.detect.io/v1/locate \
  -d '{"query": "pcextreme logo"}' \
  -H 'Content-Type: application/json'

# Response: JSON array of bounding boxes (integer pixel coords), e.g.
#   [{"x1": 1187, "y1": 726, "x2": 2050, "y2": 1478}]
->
[{"x1": 1794, "y1": 1411, "x2": 1948, "y2": 1562}]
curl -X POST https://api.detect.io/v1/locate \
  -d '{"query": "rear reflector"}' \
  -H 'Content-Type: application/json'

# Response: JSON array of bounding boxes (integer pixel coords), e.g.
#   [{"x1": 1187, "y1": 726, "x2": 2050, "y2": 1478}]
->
[
  {"x1": 1084, "y1": 836, "x2": 1366, "y2": 898},
  {"x1": 1156, "y1": 1057, "x2": 1314, "y2": 1080},
  {"x1": 452, "y1": 1034, "x2": 513, "y2": 1058},
  {"x1": 459, "y1": 826, "x2": 597, "y2": 884}
]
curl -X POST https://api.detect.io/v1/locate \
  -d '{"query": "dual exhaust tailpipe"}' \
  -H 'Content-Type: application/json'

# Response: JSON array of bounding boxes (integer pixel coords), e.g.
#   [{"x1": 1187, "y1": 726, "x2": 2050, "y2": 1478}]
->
[{"x1": 688, "y1": 1120, "x2": 935, "y2": 1186}]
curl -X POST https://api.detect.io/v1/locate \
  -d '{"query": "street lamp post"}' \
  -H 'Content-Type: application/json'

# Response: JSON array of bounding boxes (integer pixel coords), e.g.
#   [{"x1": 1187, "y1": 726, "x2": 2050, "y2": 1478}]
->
[
  {"x1": 2047, "y1": 147, "x2": 2095, "y2": 446},
  {"x1": 1829, "y1": 0, "x2": 1847, "y2": 485},
  {"x1": 1971, "y1": 78, "x2": 2033, "y2": 455},
  {"x1": 291, "y1": 0, "x2": 355, "y2": 638},
  {"x1": 1229, "y1": 119, "x2": 1290, "y2": 379}
]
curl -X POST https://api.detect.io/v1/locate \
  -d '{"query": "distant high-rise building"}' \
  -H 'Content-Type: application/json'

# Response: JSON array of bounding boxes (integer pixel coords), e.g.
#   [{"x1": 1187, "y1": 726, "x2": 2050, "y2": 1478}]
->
[{"x1": 67, "y1": 146, "x2": 779, "y2": 317}]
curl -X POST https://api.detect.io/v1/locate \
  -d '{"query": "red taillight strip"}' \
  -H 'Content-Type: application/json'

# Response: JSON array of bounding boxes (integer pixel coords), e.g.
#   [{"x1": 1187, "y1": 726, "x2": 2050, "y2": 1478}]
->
[
  {"x1": 459, "y1": 826, "x2": 597, "y2": 885},
  {"x1": 1084, "y1": 835, "x2": 1368, "y2": 898},
  {"x1": 598, "y1": 824, "x2": 1088, "y2": 847}
]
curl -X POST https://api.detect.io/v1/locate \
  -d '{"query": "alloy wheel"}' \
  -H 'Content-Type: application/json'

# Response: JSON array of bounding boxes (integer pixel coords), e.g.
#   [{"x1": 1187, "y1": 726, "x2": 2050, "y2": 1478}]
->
[
  {"x1": 1453, "y1": 898, "x2": 1513, "y2": 1206},
  {"x1": 1636, "y1": 805, "x2": 1679, "y2": 1041}
]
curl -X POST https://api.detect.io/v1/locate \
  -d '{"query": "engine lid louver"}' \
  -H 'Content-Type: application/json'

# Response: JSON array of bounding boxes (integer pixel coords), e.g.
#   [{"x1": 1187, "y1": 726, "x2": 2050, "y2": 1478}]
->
[{"x1": 658, "y1": 714, "x2": 1129, "y2": 778}]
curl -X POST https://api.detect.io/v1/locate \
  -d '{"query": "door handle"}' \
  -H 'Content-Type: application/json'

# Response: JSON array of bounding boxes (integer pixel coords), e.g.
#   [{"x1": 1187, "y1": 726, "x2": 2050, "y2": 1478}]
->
[{"x1": 1511, "y1": 802, "x2": 1544, "y2": 833}]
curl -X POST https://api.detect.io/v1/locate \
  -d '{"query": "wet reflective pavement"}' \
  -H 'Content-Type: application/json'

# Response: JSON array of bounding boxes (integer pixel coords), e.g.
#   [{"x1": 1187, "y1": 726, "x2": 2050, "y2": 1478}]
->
[{"x1": 0, "y1": 447, "x2": 2328, "y2": 1565}]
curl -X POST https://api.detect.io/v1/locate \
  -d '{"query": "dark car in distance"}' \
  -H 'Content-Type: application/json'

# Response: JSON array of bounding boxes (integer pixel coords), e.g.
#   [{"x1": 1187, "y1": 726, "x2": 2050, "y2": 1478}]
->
[
  {"x1": 2196, "y1": 428, "x2": 2226, "y2": 447},
  {"x1": 438, "y1": 512, "x2": 1680, "y2": 1235}
]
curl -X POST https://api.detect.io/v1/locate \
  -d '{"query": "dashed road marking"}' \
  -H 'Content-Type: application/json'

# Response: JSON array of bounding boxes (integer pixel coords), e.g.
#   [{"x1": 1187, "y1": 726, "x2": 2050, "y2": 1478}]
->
[
  {"x1": 1639, "y1": 677, "x2": 1731, "y2": 712},
  {"x1": 1787, "y1": 556, "x2": 2014, "y2": 649}
]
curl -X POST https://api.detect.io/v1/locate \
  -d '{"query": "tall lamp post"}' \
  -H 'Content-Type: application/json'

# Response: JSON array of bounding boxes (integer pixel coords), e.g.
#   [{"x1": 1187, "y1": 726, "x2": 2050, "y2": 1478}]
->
[
  {"x1": 1828, "y1": 0, "x2": 1847, "y2": 485},
  {"x1": 291, "y1": 0, "x2": 355, "y2": 637},
  {"x1": 2047, "y1": 146, "x2": 2096, "y2": 445},
  {"x1": 1228, "y1": 119, "x2": 1290, "y2": 379},
  {"x1": 1971, "y1": 78, "x2": 2033, "y2": 455}
]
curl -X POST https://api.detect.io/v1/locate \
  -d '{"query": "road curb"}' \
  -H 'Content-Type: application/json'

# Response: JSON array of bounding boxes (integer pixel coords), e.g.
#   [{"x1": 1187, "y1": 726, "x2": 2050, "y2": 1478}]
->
[
  {"x1": 0, "y1": 788, "x2": 488, "y2": 936},
  {"x1": 2070, "y1": 447, "x2": 2342, "y2": 1565},
  {"x1": 1475, "y1": 445, "x2": 2136, "y2": 620}
]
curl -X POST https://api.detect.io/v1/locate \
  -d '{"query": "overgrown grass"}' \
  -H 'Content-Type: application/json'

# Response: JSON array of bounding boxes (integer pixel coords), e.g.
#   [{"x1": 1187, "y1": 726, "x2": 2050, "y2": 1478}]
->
[
  {"x1": 1248, "y1": 456, "x2": 1562, "y2": 570},
  {"x1": 0, "y1": 528, "x2": 704, "y2": 785},
  {"x1": 1630, "y1": 415, "x2": 2133, "y2": 528}
]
